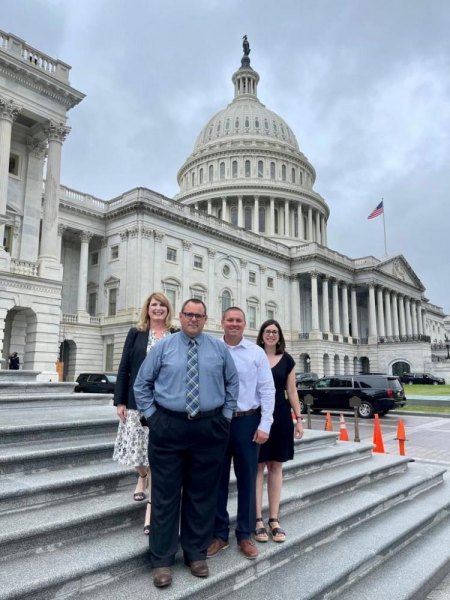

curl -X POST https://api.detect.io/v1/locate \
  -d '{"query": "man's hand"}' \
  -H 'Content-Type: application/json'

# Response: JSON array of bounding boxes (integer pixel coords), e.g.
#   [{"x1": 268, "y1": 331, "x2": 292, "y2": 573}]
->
[
  {"x1": 116, "y1": 404, "x2": 128, "y2": 422},
  {"x1": 253, "y1": 429, "x2": 269, "y2": 444}
]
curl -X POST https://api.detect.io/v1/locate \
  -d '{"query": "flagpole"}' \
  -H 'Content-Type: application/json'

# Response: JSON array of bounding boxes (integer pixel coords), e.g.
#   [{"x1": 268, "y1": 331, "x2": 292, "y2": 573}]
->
[{"x1": 382, "y1": 197, "x2": 388, "y2": 257}]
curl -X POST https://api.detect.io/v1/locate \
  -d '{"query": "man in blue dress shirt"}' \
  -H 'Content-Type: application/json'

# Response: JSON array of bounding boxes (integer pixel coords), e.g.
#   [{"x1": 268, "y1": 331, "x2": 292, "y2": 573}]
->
[{"x1": 134, "y1": 298, "x2": 239, "y2": 588}]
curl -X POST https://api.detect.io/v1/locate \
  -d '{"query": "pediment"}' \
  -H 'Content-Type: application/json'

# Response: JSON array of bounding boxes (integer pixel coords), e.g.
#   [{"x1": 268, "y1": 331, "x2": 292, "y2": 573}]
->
[
  {"x1": 103, "y1": 275, "x2": 120, "y2": 287},
  {"x1": 377, "y1": 255, "x2": 424, "y2": 290}
]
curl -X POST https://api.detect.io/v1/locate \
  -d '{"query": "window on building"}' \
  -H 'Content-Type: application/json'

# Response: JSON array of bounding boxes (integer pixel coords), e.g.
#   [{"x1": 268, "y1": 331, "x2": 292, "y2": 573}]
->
[
  {"x1": 88, "y1": 292, "x2": 97, "y2": 316},
  {"x1": 267, "y1": 276, "x2": 274, "y2": 289},
  {"x1": 259, "y1": 206, "x2": 266, "y2": 233},
  {"x1": 221, "y1": 290, "x2": 232, "y2": 314},
  {"x1": 281, "y1": 164, "x2": 286, "y2": 181},
  {"x1": 244, "y1": 206, "x2": 252, "y2": 230},
  {"x1": 110, "y1": 245, "x2": 119, "y2": 260},
  {"x1": 245, "y1": 117, "x2": 250, "y2": 128},
  {"x1": 164, "y1": 287, "x2": 177, "y2": 312},
  {"x1": 299, "y1": 171, "x2": 303, "y2": 185},
  {"x1": 234, "y1": 117, "x2": 240, "y2": 129},
  {"x1": 291, "y1": 168, "x2": 296, "y2": 183},
  {"x1": 222, "y1": 264, "x2": 231, "y2": 277},
  {"x1": 274, "y1": 209, "x2": 279, "y2": 234},
  {"x1": 248, "y1": 305, "x2": 257, "y2": 329},
  {"x1": 270, "y1": 162, "x2": 276, "y2": 179},
  {"x1": 208, "y1": 165, "x2": 214, "y2": 182},
  {"x1": 108, "y1": 288, "x2": 117, "y2": 316},
  {"x1": 245, "y1": 160, "x2": 251, "y2": 177},
  {"x1": 232, "y1": 160, "x2": 238, "y2": 178},
  {"x1": 190, "y1": 286, "x2": 206, "y2": 301},
  {"x1": 193, "y1": 255, "x2": 203, "y2": 269},
  {"x1": 3, "y1": 225, "x2": 12, "y2": 253},
  {"x1": 258, "y1": 160, "x2": 264, "y2": 178},
  {"x1": 255, "y1": 118, "x2": 260, "y2": 129},
  {"x1": 267, "y1": 308, "x2": 275, "y2": 320},
  {"x1": 249, "y1": 271, "x2": 256, "y2": 284},
  {"x1": 199, "y1": 168, "x2": 203, "y2": 184},
  {"x1": 191, "y1": 172, "x2": 195, "y2": 186},
  {"x1": 9, "y1": 153, "x2": 19, "y2": 176},
  {"x1": 90, "y1": 251, "x2": 99, "y2": 266},
  {"x1": 230, "y1": 206, "x2": 238, "y2": 226},
  {"x1": 105, "y1": 343, "x2": 114, "y2": 371},
  {"x1": 166, "y1": 247, "x2": 177, "y2": 262}
]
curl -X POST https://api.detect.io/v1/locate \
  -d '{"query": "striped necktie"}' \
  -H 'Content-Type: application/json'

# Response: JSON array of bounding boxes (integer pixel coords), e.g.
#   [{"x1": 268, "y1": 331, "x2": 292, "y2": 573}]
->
[{"x1": 186, "y1": 339, "x2": 200, "y2": 416}]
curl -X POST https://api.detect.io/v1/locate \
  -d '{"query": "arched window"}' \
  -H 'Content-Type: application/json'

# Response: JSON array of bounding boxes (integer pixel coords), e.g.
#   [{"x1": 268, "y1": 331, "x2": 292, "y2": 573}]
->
[
  {"x1": 258, "y1": 160, "x2": 264, "y2": 178},
  {"x1": 199, "y1": 168, "x2": 203, "y2": 184},
  {"x1": 299, "y1": 171, "x2": 303, "y2": 185},
  {"x1": 217, "y1": 208, "x2": 222, "y2": 220},
  {"x1": 230, "y1": 206, "x2": 238, "y2": 226},
  {"x1": 208, "y1": 165, "x2": 214, "y2": 182},
  {"x1": 281, "y1": 164, "x2": 286, "y2": 181},
  {"x1": 245, "y1": 160, "x2": 251, "y2": 177},
  {"x1": 221, "y1": 290, "x2": 232, "y2": 314},
  {"x1": 291, "y1": 168, "x2": 296, "y2": 183},
  {"x1": 225, "y1": 118, "x2": 230, "y2": 131},
  {"x1": 232, "y1": 160, "x2": 238, "y2": 178},
  {"x1": 216, "y1": 121, "x2": 221, "y2": 134},
  {"x1": 264, "y1": 119, "x2": 269, "y2": 131},
  {"x1": 235, "y1": 117, "x2": 240, "y2": 129},
  {"x1": 294, "y1": 212, "x2": 298, "y2": 237},
  {"x1": 274, "y1": 208, "x2": 279, "y2": 234},
  {"x1": 259, "y1": 206, "x2": 266, "y2": 232},
  {"x1": 245, "y1": 117, "x2": 250, "y2": 128},
  {"x1": 244, "y1": 206, "x2": 252, "y2": 230},
  {"x1": 255, "y1": 118, "x2": 260, "y2": 129},
  {"x1": 219, "y1": 162, "x2": 225, "y2": 179},
  {"x1": 270, "y1": 162, "x2": 276, "y2": 179},
  {"x1": 191, "y1": 172, "x2": 195, "y2": 186}
]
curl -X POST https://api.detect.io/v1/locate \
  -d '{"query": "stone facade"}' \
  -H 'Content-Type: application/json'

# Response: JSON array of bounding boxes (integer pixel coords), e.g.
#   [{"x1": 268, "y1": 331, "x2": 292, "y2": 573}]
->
[{"x1": 0, "y1": 31, "x2": 447, "y2": 380}]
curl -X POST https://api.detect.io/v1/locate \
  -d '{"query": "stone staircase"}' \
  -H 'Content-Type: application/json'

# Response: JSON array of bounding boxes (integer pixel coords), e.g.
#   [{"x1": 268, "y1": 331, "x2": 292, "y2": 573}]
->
[{"x1": 0, "y1": 372, "x2": 449, "y2": 599}]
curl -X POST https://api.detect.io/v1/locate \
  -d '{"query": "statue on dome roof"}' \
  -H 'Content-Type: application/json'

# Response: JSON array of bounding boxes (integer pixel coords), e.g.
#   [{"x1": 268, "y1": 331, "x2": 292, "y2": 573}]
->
[{"x1": 242, "y1": 35, "x2": 250, "y2": 56}]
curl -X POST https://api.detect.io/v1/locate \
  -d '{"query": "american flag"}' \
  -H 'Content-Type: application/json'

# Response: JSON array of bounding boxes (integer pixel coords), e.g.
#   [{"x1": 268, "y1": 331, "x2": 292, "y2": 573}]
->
[{"x1": 368, "y1": 201, "x2": 384, "y2": 219}]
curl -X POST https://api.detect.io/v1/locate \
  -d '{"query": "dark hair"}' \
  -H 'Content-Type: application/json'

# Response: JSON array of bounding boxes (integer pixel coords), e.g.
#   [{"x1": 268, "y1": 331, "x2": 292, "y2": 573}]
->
[
  {"x1": 222, "y1": 306, "x2": 246, "y2": 320},
  {"x1": 181, "y1": 298, "x2": 207, "y2": 315},
  {"x1": 256, "y1": 319, "x2": 286, "y2": 355}
]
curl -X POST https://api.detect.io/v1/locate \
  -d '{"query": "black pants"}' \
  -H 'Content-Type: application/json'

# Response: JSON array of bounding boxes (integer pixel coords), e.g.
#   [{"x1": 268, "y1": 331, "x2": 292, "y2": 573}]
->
[{"x1": 148, "y1": 409, "x2": 230, "y2": 567}]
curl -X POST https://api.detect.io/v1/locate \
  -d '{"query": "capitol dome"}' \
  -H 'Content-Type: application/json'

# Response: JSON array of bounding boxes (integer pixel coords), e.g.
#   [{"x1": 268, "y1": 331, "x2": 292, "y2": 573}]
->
[{"x1": 175, "y1": 39, "x2": 329, "y2": 247}]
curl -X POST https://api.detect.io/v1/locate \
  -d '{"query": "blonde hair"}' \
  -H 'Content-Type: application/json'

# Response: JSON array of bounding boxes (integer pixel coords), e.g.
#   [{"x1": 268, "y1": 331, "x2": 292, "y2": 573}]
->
[{"x1": 137, "y1": 292, "x2": 174, "y2": 331}]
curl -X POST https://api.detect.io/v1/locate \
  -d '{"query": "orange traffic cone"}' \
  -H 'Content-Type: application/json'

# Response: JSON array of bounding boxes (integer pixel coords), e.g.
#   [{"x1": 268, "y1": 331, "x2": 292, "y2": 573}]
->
[
  {"x1": 324, "y1": 411, "x2": 333, "y2": 431},
  {"x1": 372, "y1": 414, "x2": 385, "y2": 453},
  {"x1": 339, "y1": 413, "x2": 349, "y2": 441},
  {"x1": 396, "y1": 417, "x2": 407, "y2": 456}
]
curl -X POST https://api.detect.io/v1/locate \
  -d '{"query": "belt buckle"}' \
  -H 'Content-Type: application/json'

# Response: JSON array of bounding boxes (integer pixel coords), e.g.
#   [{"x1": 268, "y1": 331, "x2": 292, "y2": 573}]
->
[{"x1": 187, "y1": 412, "x2": 198, "y2": 420}]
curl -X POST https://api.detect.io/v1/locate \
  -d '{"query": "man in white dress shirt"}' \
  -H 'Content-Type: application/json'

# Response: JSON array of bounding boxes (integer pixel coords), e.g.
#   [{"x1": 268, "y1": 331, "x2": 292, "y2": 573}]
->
[{"x1": 207, "y1": 306, "x2": 275, "y2": 560}]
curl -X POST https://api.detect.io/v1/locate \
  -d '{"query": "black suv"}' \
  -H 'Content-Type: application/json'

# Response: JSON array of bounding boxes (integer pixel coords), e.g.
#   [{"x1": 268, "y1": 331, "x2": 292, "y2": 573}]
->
[
  {"x1": 298, "y1": 374, "x2": 406, "y2": 418},
  {"x1": 296, "y1": 372, "x2": 319, "y2": 388},
  {"x1": 75, "y1": 373, "x2": 117, "y2": 394},
  {"x1": 400, "y1": 372, "x2": 445, "y2": 385}
]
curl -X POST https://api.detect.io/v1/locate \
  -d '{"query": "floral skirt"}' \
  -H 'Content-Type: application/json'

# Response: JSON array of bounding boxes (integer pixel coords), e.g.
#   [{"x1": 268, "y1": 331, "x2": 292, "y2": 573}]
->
[{"x1": 112, "y1": 409, "x2": 149, "y2": 467}]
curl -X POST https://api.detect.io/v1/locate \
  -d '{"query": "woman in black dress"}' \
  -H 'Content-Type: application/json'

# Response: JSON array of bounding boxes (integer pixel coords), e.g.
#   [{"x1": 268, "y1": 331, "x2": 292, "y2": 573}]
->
[{"x1": 254, "y1": 319, "x2": 303, "y2": 543}]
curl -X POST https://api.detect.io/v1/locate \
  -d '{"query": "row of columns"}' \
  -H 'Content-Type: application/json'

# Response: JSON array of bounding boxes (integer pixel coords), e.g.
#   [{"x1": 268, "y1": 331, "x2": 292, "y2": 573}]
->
[
  {"x1": 0, "y1": 94, "x2": 70, "y2": 278},
  {"x1": 197, "y1": 196, "x2": 327, "y2": 244}
]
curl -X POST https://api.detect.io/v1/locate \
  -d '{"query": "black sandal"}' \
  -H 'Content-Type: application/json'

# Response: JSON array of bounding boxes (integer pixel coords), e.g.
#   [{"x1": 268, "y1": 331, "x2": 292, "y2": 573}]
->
[
  {"x1": 134, "y1": 474, "x2": 148, "y2": 502},
  {"x1": 144, "y1": 501, "x2": 151, "y2": 535},
  {"x1": 254, "y1": 517, "x2": 269, "y2": 543},
  {"x1": 268, "y1": 518, "x2": 286, "y2": 543}
]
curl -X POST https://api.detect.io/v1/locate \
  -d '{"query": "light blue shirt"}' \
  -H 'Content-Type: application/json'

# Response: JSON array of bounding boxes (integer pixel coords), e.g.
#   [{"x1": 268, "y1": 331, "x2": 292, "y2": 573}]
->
[
  {"x1": 223, "y1": 337, "x2": 275, "y2": 433},
  {"x1": 134, "y1": 331, "x2": 239, "y2": 419}
]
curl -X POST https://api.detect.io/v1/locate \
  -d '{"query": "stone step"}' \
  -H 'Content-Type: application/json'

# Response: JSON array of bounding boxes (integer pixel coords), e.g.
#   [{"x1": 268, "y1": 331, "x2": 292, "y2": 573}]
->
[
  {"x1": 0, "y1": 462, "x2": 135, "y2": 513},
  {"x1": 0, "y1": 433, "x2": 116, "y2": 474},
  {"x1": 0, "y1": 418, "x2": 117, "y2": 445},
  {"x1": 0, "y1": 382, "x2": 77, "y2": 396},
  {"x1": 44, "y1": 461, "x2": 447, "y2": 600},
  {"x1": 0, "y1": 392, "x2": 112, "y2": 406}
]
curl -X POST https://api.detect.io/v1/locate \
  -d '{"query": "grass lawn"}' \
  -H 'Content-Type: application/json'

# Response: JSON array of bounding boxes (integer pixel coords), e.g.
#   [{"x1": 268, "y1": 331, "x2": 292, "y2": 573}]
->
[{"x1": 402, "y1": 384, "x2": 450, "y2": 396}]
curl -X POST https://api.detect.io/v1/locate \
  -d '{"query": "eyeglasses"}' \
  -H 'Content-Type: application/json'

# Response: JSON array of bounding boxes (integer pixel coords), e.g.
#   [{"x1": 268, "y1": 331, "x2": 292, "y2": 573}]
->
[
  {"x1": 264, "y1": 330, "x2": 279, "y2": 336},
  {"x1": 182, "y1": 312, "x2": 206, "y2": 320}
]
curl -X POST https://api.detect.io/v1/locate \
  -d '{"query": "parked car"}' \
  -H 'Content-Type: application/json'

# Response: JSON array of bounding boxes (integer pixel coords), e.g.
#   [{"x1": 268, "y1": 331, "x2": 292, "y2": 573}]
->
[
  {"x1": 399, "y1": 372, "x2": 445, "y2": 385},
  {"x1": 74, "y1": 373, "x2": 117, "y2": 393},
  {"x1": 297, "y1": 374, "x2": 407, "y2": 418},
  {"x1": 296, "y1": 372, "x2": 319, "y2": 388}
]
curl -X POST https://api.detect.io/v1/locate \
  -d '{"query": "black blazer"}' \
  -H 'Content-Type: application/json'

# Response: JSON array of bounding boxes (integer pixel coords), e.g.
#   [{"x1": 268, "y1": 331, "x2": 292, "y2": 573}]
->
[{"x1": 113, "y1": 327, "x2": 178, "y2": 410}]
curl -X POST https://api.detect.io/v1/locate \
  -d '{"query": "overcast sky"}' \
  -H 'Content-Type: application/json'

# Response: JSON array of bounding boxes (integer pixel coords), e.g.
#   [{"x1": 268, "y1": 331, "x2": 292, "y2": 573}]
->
[{"x1": 2, "y1": 0, "x2": 450, "y2": 313}]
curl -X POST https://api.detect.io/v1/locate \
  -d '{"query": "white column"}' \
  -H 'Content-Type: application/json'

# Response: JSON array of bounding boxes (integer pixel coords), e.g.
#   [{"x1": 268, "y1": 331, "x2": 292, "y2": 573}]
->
[
  {"x1": 253, "y1": 196, "x2": 259, "y2": 233},
  {"x1": 237, "y1": 195, "x2": 243, "y2": 228},
  {"x1": 57, "y1": 224, "x2": 66, "y2": 263},
  {"x1": 411, "y1": 299, "x2": 418, "y2": 335},
  {"x1": 269, "y1": 197, "x2": 275, "y2": 235},
  {"x1": 77, "y1": 231, "x2": 92, "y2": 314},
  {"x1": 350, "y1": 286, "x2": 359, "y2": 339},
  {"x1": 321, "y1": 215, "x2": 327, "y2": 246},
  {"x1": 368, "y1": 284, "x2": 377, "y2": 339},
  {"x1": 342, "y1": 283, "x2": 349, "y2": 337},
  {"x1": 315, "y1": 211, "x2": 321, "y2": 243},
  {"x1": 310, "y1": 272, "x2": 320, "y2": 332},
  {"x1": 421, "y1": 309, "x2": 426, "y2": 337},
  {"x1": 153, "y1": 232, "x2": 164, "y2": 289},
  {"x1": 284, "y1": 199, "x2": 289, "y2": 236},
  {"x1": 322, "y1": 277, "x2": 330, "y2": 333},
  {"x1": 308, "y1": 206, "x2": 313, "y2": 241},
  {"x1": 332, "y1": 279, "x2": 341, "y2": 335},
  {"x1": 38, "y1": 121, "x2": 70, "y2": 279},
  {"x1": 392, "y1": 293, "x2": 399, "y2": 338},
  {"x1": 0, "y1": 97, "x2": 21, "y2": 266},
  {"x1": 377, "y1": 287, "x2": 385, "y2": 337},
  {"x1": 298, "y1": 204, "x2": 304, "y2": 239},
  {"x1": 207, "y1": 249, "x2": 216, "y2": 322},
  {"x1": 221, "y1": 196, "x2": 227, "y2": 221},
  {"x1": 207, "y1": 199, "x2": 212, "y2": 215},
  {"x1": 384, "y1": 290, "x2": 392, "y2": 337},
  {"x1": 398, "y1": 295, "x2": 406, "y2": 336},
  {"x1": 405, "y1": 297, "x2": 412, "y2": 336},
  {"x1": 290, "y1": 274, "x2": 300, "y2": 332},
  {"x1": 417, "y1": 302, "x2": 423, "y2": 335}
]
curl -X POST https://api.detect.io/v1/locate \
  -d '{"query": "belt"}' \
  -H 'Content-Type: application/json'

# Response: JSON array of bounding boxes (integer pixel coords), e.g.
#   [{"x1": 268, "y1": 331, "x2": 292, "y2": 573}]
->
[
  {"x1": 233, "y1": 408, "x2": 260, "y2": 418},
  {"x1": 155, "y1": 404, "x2": 223, "y2": 420}
]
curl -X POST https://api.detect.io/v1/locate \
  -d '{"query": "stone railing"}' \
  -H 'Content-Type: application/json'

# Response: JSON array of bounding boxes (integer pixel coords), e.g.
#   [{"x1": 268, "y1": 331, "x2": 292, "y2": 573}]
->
[
  {"x1": 378, "y1": 334, "x2": 431, "y2": 344},
  {"x1": 10, "y1": 259, "x2": 38, "y2": 277},
  {"x1": 0, "y1": 30, "x2": 71, "y2": 83},
  {"x1": 62, "y1": 313, "x2": 78, "y2": 324},
  {"x1": 60, "y1": 185, "x2": 107, "y2": 212}
]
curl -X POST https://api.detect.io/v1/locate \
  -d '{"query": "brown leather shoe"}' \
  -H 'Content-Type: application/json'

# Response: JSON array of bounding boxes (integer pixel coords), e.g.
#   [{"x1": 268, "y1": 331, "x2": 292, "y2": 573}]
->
[
  {"x1": 189, "y1": 560, "x2": 209, "y2": 578},
  {"x1": 207, "y1": 537, "x2": 229, "y2": 558},
  {"x1": 238, "y1": 538, "x2": 258, "y2": 559},
  {"x1": 153, "y1": 567, "x2": 172, "y2": 588}
]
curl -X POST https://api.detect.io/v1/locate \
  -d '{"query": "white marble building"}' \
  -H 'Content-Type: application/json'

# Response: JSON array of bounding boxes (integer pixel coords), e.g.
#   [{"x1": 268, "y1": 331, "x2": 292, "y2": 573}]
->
[{"x1": 0, "y1": 31, "x2": 447, "y2": 380}]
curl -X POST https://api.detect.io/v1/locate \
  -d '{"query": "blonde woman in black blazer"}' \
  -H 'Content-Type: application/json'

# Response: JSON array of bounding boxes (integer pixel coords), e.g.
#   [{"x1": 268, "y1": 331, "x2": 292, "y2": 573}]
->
[{"x1": 113, "y1": 291, "x2": 176, "y2": 534}]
